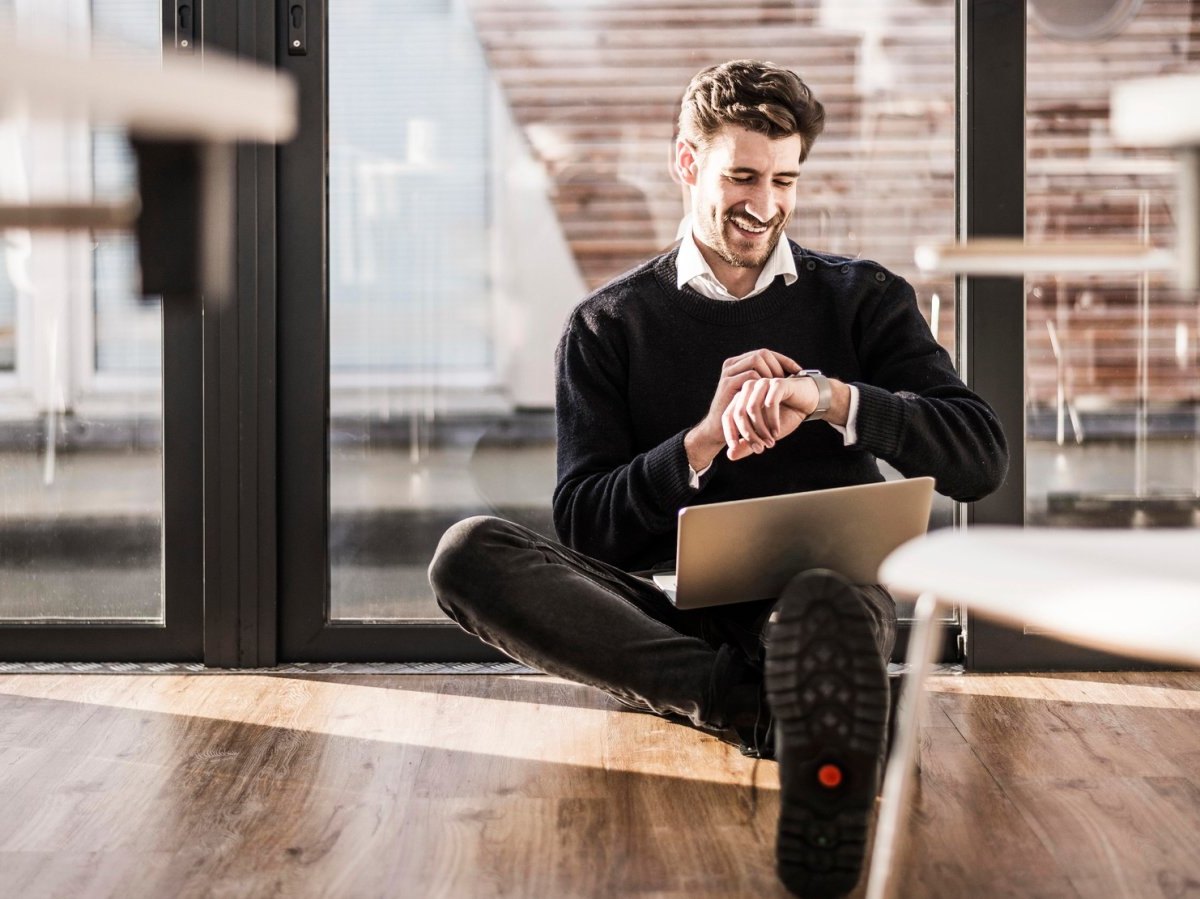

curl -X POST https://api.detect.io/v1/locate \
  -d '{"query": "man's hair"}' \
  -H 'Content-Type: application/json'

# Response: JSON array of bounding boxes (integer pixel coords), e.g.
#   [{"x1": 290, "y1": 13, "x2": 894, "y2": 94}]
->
[{"x1": 677, "y1": 60, "x2": 825, "y2": 163}]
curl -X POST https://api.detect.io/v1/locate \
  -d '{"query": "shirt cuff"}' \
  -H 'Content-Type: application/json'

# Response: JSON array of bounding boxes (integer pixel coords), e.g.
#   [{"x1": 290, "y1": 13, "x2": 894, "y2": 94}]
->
[
  {"x1": 687, "y1": 461, "x2": 712, "y2": 489},
  {"x1": 827, "y1": 384, "x2": 860, "y2": 447}
]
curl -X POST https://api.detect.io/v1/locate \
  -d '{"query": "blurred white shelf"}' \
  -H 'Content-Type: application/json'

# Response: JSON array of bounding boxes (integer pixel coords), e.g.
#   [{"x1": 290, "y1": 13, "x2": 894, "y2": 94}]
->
[
  {"x1": 0, "y1": 37, "x2": 296, "y2": 143},
  {"x1": 0, "y1": 199, "x2": 139, "y2": 231},
  {"x1": 914, "y1": 238, "x2": 1176, "y2": 276},
  {"x1": 1112, "y1": 73, "x2": 1200, "y2": 148},
  {"x1": 1027, "y1": 157, "x2": 1176, "y2": 177}
]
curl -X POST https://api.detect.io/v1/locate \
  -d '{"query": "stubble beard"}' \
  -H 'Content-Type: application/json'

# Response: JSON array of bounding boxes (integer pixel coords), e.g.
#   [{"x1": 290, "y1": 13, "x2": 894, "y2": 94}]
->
[{"x1": 701, "y1": 209, "x2": 789, "y2": 269}]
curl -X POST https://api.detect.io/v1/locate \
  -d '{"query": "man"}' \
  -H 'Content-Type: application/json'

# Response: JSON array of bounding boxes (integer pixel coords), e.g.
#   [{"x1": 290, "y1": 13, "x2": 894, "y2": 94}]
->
[{"x1": 429, "y1": 60, "x2": 1007, "y2": 898}]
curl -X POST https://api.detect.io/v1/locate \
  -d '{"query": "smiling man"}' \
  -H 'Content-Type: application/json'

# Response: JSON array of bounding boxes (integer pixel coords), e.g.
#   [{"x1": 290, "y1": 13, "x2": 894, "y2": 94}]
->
[{"x1": 430, "y1": 60, "x2": 1008, "y2": 898}]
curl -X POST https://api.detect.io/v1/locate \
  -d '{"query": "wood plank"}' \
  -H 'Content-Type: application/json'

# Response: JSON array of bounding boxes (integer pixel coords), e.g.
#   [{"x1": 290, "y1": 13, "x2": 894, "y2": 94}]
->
[
  {"x1": 934, "y1": 676, "x2": 1193, "y2": 783},
  {"x1": 0, "y1": 674, "x2": 788, "y2": 897},
  {"x1": 1, "y1": 671, "x2": 1199, "y2": 896},
  {"x1": 893, "y1": 695, "x2": 1080, "y2": 898},
  {"x1": 1006, "y1": 777, "x2": 1200, "y2": 898},
  {"x1": 926, "y1": 672, "x2": 1200, "y2": 898}
]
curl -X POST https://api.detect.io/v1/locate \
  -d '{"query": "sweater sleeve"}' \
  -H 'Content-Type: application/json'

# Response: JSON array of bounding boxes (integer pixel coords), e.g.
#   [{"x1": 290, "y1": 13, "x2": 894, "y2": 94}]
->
[
  {"x1": 851, "y1": 276, "x2": 1009, "y2": 502},
  {"x1": 551, "y1": 307, "x2": 696, "y2": 568}
]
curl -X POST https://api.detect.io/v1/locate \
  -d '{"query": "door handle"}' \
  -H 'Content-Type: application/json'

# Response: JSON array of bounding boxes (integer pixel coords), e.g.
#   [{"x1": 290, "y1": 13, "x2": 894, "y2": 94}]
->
[
  {"x1": 287, "y1": 0, "x2": 307, "y2": 56},
  {"x1": 176, "y1": 1, "x2": 195, "y2": 53}
]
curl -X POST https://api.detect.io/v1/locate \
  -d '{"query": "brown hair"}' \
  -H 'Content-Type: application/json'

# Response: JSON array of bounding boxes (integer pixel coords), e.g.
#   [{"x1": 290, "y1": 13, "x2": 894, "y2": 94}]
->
[{"x1": 677, "y1": 60, "x2": 825, "y2": 163}]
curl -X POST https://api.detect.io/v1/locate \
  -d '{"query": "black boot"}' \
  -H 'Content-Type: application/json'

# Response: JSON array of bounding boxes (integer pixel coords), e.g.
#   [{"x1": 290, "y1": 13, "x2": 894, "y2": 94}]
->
[
  {"x1": 765, "y1": 569, "x2": 890, "y2": 898},
  {"x1": 709, "y1": 643, "x2": 775, "y2": 759}
]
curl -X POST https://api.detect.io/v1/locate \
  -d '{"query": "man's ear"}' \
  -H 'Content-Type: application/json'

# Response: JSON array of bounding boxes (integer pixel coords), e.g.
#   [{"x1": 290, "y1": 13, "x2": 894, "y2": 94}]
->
[{"x1": 675, "y1": 139, "x2": 700, "y2": 186}]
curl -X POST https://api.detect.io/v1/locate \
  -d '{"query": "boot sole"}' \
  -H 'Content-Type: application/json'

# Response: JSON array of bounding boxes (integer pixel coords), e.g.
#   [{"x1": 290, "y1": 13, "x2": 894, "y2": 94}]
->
[{"x1": 765, "y1": 570, "x2": 888, "y2": 898}]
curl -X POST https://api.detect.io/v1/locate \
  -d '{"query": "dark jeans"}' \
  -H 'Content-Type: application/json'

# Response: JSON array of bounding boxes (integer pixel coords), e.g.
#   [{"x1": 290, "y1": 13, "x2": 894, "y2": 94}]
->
[{"x1": 427, "y1": 515, "x2": 897, "y2": 735}]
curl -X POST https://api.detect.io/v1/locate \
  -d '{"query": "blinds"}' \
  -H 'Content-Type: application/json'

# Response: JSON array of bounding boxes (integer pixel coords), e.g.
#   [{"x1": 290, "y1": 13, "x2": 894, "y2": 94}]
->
[
  {"x1": 91, "y1": 0, "x2": 162, "y2": 374},
  {"x1": 328, "y1": 0, "x2": 493, "y2": 373}
]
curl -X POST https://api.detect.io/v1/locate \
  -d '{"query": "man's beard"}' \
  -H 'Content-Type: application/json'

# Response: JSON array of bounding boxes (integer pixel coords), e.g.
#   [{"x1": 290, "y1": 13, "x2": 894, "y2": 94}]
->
[{"x1": 702, "y1": 209, "x2": 788, "y2": 269}]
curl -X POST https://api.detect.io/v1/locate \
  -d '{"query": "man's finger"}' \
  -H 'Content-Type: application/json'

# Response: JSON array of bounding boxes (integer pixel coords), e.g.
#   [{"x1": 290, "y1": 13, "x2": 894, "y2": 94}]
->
[
  {"x1": 722, "y1": 405, "x2": 754, "y2": 458},
  {"x1": 746, "y1": 379, "x2": 775, "y2": 444},
  {"x1": 756, "y1": 350, "x2": 786, "y2": 380},
  {"x1": 731, "y1": 390, "x2": 765, "y2": 452},
  {"x1": 726, "y1": 439, "x2": 754, "y2": 461},
  {"x1": 730, "y1": 390, "x2": 750, "y2": 445},
  {"x1": 722, "y1": 350, "x2": 767, "y2": 377},
  {"x1": 721, "y1": 402, "x2": 738, "y2": 452},
  {"x1": 724, "y1": 349, "x2": 798, "y2": 379},
  {"x1": 726, "y1": 369, "x2": 761, "y2": 388},
  {"x1": 749, "y1": 356, "x2": 776, "y2": 380},
  {"x1": 726, "y1": 392, "x2": 756, "y2": 453},
  {"x1": 720, "y1": 369, "x2": 760, "y2": 404},
  {"x1": 764, "y1": 378, "x2": 784, "y2": 437},
  {"x1": 772, "y1": 351, "x2": 803, "y2": 375}
]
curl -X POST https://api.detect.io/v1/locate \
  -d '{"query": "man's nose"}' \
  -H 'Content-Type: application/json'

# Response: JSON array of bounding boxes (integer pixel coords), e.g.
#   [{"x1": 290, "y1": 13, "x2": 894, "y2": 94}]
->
[{"x1": 743, "y1": 186, "x2": 777, "y2": 223}]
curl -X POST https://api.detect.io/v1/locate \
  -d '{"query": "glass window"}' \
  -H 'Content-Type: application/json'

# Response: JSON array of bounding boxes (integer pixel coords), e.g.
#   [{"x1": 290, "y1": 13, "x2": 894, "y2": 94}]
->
[
  {"x1": 0, "y1": 0, "x2": 163, "y2": 623},
  {"x1": 326, "y1": 0, "x2": 959, "y2": 621},
  {"x1": 1025, "y1": 0, "x2": 1200, "y2": 528}
]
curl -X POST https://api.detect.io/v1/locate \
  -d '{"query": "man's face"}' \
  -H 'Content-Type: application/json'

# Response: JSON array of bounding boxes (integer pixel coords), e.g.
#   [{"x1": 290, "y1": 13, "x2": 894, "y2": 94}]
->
[{"x1": 678, "y1": 126, "x2": 802, "y2": 271}]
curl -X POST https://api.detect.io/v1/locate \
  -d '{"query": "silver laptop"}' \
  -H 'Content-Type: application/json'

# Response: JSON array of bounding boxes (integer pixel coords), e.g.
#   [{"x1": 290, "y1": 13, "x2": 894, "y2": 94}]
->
[{"x1": 652, "y1": 477, "x2": 935, "y2": 609}]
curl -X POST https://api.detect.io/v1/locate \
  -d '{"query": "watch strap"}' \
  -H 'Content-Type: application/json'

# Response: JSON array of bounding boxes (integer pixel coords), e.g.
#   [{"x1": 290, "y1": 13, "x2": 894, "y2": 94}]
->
[{"x1": 794, "y1": 369, "x2": 832, "y2": 421}]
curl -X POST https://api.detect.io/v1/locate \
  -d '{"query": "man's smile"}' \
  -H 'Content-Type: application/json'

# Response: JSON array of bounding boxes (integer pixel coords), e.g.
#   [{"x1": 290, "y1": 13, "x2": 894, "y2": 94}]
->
[{"x1": 729, "y1": 215, "x2": 770, "y2": 235}]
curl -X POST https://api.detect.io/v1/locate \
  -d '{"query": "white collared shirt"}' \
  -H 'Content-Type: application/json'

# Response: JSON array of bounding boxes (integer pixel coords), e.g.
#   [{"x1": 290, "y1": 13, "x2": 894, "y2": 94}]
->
[
  {"x1": 674, "y1": 220, "x2": 860, "y2": 487},
  {"x1": 675, "y1": 217, "x2": 798, "y2": 301}
]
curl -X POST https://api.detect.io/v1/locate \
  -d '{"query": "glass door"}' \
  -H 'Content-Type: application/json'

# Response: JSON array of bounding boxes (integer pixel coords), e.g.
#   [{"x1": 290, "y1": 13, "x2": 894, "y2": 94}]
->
[
  {"x1": 0, "y1": 0, "x2": 203, "y2": 659},
  {"x1": 965, "y1": 0, "x2": 1200, "y2": 668},
  {"x1": 278, "y1": 0, "x2": 962, "y2": 660},
  {"x1": 1025, "y1": 0, "x2": 1200, "y2": 530}
]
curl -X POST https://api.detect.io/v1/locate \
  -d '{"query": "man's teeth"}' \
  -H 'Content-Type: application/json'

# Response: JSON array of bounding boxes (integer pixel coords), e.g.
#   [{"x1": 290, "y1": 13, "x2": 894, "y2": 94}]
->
[{"x1": 732, "y1": 218, "x2": 768, "y2": 233}]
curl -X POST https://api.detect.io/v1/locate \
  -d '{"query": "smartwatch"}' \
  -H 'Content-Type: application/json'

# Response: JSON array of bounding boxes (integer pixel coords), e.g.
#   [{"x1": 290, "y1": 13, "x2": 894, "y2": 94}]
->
[{"x1": 790, "y1": 369, "x2": 832, "y2": 421}]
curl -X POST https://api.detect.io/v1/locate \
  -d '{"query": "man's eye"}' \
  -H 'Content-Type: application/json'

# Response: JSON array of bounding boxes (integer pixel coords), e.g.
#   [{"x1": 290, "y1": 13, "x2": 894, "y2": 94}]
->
[
  {"x1": 727, "y1": 175, "x2": 752, "y2": 183},
  {"x1": 774, "y1": 181, "x2": 795, "y2": 188}
]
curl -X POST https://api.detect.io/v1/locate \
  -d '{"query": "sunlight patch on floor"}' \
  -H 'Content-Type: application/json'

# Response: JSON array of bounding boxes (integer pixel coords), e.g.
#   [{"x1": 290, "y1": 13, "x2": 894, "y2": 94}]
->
[
  {"x1": 0, "y1": 675, "x2": 777, "y2": 787},
  {"x1": 926, "y1": 673, "x2": 1200, "y2": 709}
]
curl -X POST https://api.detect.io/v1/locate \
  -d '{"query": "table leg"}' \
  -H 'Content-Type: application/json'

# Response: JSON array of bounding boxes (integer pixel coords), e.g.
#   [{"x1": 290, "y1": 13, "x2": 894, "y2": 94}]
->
[{"x1": 865, "y1": 592, "x2": 942, "y2": 899}]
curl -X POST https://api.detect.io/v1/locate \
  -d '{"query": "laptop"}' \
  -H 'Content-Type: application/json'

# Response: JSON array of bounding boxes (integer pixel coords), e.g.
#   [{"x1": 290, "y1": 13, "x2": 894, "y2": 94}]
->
[{"x1": 651, "y1": 477, "x2": 935, "y2": 609}]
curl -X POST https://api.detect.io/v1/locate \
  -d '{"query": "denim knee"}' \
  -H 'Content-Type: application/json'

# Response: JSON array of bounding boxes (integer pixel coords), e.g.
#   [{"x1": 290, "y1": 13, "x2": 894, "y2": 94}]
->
[
  {"x1": 427, "y1": 515, "x2": 510, "y2": 618},
  {"x1": 858, "y1": 584, "x2": 898, "y2": 661}
]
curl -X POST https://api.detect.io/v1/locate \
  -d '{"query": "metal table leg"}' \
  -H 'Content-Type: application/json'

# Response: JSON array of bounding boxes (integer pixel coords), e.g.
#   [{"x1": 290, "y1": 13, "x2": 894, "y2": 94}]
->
[{"x1": 865, "y1": 592, "x2": 943, "y2": 899}]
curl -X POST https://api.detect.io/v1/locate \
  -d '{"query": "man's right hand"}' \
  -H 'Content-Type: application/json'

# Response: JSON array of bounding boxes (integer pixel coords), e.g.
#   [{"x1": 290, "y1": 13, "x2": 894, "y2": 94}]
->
[{"x1": 685, "y1": 349, "x2": 802, "y2": 471}]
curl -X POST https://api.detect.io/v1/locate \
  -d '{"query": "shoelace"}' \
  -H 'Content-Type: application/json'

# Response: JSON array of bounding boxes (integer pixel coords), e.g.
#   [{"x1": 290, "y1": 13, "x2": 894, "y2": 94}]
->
[{"x1": 749, "y1": 681, "x2": 773, "y2": 758}]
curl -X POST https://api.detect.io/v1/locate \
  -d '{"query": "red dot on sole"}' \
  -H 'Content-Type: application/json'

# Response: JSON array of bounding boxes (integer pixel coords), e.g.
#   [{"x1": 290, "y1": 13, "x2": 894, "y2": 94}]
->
[{"x1": 817, "y1": 763, "x2": 843, "y2": 788}]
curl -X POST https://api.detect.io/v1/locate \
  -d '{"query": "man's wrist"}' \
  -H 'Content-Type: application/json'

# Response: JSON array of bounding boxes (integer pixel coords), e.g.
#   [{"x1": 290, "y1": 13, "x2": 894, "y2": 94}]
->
[
  {"x1": 825, "y1": 379, "x2": 852, "y2": 427},
  {"x1": 684, "y1": 426, "x2": 723, "y2": 471}
]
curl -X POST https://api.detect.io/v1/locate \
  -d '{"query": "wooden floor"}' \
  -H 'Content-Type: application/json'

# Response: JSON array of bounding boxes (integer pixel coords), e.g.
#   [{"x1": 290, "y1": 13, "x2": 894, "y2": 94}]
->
[{"x1": 0, "y1": 671, "x2": 1198, "y2": 898}]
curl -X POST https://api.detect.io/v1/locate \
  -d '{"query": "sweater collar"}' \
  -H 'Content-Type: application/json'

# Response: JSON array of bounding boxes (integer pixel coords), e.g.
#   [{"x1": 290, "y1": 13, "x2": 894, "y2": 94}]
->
[{"x1": 654, "y1": 243, "x2": 802, "y2": 325}]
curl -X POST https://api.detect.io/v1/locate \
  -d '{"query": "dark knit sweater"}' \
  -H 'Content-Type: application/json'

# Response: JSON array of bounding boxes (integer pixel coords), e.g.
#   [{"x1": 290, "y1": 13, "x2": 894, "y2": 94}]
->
[{"x1": 552, "y1": 242, "x2": 1009, "y2": 572}]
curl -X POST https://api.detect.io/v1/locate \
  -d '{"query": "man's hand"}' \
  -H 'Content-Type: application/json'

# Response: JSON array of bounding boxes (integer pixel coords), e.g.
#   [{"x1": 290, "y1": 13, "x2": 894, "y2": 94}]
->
[
  {"x1": 722, "y1": 374, "x2": 822, "y2": 461},
  {"x1": 684, "y1": 349, "x2": 802, "y2": 471}
]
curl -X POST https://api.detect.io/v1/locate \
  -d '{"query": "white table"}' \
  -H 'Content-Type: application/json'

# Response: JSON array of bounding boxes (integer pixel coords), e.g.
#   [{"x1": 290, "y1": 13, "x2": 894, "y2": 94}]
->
[{"x1": 865, "y1": 526, "x2": 1200, "y2": 899}]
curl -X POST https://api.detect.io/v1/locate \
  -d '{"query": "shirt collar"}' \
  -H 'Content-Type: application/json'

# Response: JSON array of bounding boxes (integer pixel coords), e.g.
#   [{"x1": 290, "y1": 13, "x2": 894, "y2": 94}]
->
[{"x1": 675, "y1": 217, "x2": 798, "y2": 301}]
